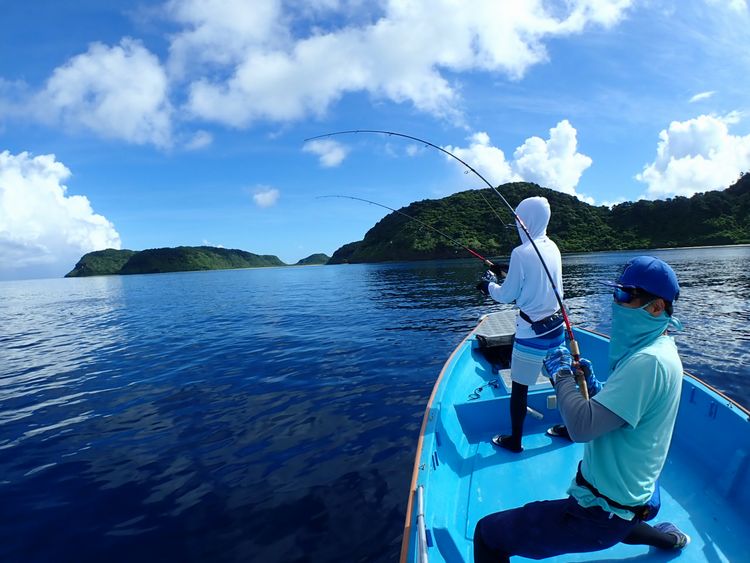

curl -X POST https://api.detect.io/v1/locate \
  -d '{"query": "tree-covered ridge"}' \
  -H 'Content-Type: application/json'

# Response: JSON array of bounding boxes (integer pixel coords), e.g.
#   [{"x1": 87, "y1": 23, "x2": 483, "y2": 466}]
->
[
  {"x1": 295, "y1": 253, "x2": 330, "y2": 265},
  {"x1": 66, "y1": 246, "x2": 286, "y2": 277},
  {"x1": 329, "y1": 175, "x2": 750, "y2": 264},
  {"x1": 65, "y1": 249, "x2": 137, "y2": 277}
]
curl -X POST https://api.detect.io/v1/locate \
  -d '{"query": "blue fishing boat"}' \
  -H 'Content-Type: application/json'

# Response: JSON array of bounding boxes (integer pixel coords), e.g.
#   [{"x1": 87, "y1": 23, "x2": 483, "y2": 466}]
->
[{"x1": 400, "y1": 310, "x2": 750, "y2": 562}]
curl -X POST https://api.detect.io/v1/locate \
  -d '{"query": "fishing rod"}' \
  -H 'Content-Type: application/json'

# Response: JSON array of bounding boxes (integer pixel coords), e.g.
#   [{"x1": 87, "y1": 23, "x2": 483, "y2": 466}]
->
[
  {"x1": 307, "y1": 129, "x2": 588, "y2": 398},
  {"x1": 317, "y1": 194, "x2": 495, "y2": 265}
]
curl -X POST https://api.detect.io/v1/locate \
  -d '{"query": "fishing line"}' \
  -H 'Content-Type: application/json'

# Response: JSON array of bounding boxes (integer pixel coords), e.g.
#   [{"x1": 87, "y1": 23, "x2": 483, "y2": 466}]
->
[
  {"x1": 307, "y1": 129, "x2": 588, "y2": 397},
  {"x1": 317, "y1": 194, "x2": 493, "y2": 264}
]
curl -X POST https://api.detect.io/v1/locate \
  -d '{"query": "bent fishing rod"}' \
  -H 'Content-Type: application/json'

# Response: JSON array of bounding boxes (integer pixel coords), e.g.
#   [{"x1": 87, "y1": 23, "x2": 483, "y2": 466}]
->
[
  {"x1": 317, "y1": 194, "x2": 495, "y2": 265},
  {"x1": 307, "y1": 129, "x2": 588, "y2": 398}
]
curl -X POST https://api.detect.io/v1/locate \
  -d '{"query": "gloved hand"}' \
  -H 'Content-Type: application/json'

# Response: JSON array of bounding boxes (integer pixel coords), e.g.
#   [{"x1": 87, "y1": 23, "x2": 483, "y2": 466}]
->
[
  {"x1": 476, "y1": 270, "x2": 497, "y2": 296},
  {"x1": 489, "y1": 263, "x2": 509, "y2": 279},
  {"x1": 578, "y1": 358, "x2": 602, "y2": 397},
  {"x1": 542, "y1": 345, "x2": 573, "y2": 385}
]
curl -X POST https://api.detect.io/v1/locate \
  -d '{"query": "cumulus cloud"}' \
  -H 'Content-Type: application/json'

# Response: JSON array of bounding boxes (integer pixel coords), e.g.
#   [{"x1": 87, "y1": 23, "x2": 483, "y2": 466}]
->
[
  {"x1": 444, "y1": 132, "x2": 516, "y2": 185},
  {"x1": 303, "y1": 138, "x2": 349, "y2": 167},
  {"x1": 512, "y1": 120, "x2": 593, "y2": 197},
  {"x1": 176, "y1": 0, "x2": 633, "y2": 126},
  {"x1": 443, "y1": 121, "x2": 594, "y2": 202},
  {"x1": 0, "y1": 151, "x2": 121, "y2": 279},
  {"x1": 166, "y1": 0, "x2": 286, "y2": 77},
  {"x1": 689, "y1": 91, "x2": 716, "y2": 103},
  {"x1": 252, "y1": 185, "x2": 280, "y2": 207},
  {"x1": 636, "y1": 113, "x2": 750, "y2": 198},
  {"x1": 31, "y1": 38, "x2": 173, "y2": 147}
]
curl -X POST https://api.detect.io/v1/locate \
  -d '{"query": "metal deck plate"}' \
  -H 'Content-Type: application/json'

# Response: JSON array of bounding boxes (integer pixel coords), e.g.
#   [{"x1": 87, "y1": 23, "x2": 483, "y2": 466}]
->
[{"x1": 474, "y1": 310, "x2": 517, "y2": 348}]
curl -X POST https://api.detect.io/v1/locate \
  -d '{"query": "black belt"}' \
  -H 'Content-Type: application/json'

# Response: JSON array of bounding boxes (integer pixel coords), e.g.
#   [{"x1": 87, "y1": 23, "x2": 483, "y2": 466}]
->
[
  {"x1": 519, "y1": 309, "x2": 558, "y2": 324},
  {"x1": 575, "y1": 463, "x2": 652, "y2": 520},
  {"x1": 519, "y1": 309, "x2": 563, "y2": 335}
]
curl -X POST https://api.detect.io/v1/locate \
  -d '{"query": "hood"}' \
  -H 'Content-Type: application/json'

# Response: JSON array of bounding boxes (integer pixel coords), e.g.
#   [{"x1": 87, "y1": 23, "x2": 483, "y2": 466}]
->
[{"x1": 515, "y1": 196, "x2": 551, "y2": 243}]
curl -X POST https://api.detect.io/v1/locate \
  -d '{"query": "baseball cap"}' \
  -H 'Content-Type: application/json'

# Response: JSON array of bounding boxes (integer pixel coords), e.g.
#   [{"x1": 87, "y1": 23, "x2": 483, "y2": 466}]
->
[{"x1": 601, "y1": 256, "x2": 680, "y2": 302}]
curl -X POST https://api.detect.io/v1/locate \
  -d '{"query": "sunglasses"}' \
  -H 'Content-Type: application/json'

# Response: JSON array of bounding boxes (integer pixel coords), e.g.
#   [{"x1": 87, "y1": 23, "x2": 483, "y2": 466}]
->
[{"x1": 613, "y1": 286, "x2": 639, "y2": 304}]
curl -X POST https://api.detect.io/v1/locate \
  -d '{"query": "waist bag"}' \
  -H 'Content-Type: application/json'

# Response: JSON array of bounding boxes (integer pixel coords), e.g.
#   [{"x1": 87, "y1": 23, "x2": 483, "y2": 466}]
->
[
  {"x1": 576, "y1": 462, "x2": 661, "y2": 521},
  {"x1": 519, "y1": 309, "x2": 564, "y2": 335}
]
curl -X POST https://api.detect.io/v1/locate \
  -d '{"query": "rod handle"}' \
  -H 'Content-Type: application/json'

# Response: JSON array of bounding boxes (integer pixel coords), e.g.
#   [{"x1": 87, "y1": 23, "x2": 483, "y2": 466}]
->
[{"x1": 569, "y1": 339, "x2": 590, "y2": 400}]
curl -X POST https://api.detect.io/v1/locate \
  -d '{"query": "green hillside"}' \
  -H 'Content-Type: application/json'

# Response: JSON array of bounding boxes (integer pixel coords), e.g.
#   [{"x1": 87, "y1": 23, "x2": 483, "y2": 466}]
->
[
  {"x1": 329, "y1": 174, "x2": 750, "y2": 264},
  {"x1": 295, "y1": 253, "x2": 330, "y2": 265},
  {"x1": 66, "y1": 246, "x2": 286, "y2": 277},
  {"x1": 65, "y1": 249, "x2": 137, "y2": 277}
]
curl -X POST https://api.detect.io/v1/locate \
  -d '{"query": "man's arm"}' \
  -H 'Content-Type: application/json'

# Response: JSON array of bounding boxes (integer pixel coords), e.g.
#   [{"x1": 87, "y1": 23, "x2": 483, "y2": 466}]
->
[
  {"x1": 555, "y1": 374, "x2": 626, "y2": 442},
  {"x1": 488, "y1": 251, "x2": 522, "y2": 303}
]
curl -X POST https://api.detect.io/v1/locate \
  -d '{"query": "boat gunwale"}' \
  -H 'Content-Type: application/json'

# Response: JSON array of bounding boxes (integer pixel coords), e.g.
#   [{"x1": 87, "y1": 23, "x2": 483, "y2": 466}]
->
[
  {"x1": 398, "y1": 327, "x2": 476, "y2": 563},
  {"x1": 399, "y1": 320, "x2": 750, "y2": 562}
]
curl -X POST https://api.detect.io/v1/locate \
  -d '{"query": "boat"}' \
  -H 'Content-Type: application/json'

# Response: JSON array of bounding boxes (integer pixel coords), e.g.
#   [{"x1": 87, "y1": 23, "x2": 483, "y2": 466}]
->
[{"x1": 400, "y1": 309, "x2": 750, "y2": 562}]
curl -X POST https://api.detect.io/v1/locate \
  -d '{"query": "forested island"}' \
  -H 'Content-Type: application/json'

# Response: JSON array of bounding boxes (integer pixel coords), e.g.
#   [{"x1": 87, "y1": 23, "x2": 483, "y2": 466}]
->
[
  {"x1": 328, "y1": 173, "x2": 749, "y2": 263},
  {"x1": 295, "y1": 253, "x2": 330, "y2": 265},
  {"x1": 65, "y1": 247, "x2": 323, "y2": 277}
]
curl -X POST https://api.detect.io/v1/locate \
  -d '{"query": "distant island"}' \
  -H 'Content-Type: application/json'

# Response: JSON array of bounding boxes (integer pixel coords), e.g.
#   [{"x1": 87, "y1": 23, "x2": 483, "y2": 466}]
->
[
  {"x1": 295, "y1": 253, "x2": 330, "y2": 265},
  {"x1": 65, "y1": 247, "x2": 331, "y2": 277},
  {"x1": 328, "y1": 173, "x2": 749, "y2": 263}
]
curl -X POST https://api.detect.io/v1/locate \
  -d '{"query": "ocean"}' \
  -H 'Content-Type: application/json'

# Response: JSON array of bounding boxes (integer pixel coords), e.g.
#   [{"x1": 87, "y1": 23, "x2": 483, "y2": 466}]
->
[{"x1": 1, "y1": 246, "x2": 748, "y2": 562}]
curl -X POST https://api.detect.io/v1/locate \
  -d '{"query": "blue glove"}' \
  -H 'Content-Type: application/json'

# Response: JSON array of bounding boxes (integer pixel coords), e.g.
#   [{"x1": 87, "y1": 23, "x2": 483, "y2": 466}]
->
[
  {"x1": 578, "y1": 358, "x2": 602, "y2": 397},
  {"x1": 476, "y1": 270, "x2": 497, "y2": 296},
  {"x1": 542, "y1": 345, "x2": 573, "y2": 385}
]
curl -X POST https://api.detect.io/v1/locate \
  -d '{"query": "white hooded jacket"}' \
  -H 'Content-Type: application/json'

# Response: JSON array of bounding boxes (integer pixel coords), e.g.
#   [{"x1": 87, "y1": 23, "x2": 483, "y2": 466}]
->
[{"x1": 488, "y1": 196, "x2": 563, "y2": 340}]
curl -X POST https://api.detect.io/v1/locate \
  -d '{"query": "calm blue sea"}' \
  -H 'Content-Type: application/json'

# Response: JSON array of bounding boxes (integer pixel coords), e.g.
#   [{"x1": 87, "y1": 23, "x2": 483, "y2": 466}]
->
[{"x1": 1, "y1": 246, "x2": 748, "y2": 562}]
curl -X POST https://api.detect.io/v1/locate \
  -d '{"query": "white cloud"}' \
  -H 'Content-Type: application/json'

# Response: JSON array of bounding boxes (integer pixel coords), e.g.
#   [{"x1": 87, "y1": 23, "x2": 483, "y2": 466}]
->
[
  {"x1": 443, "y1": 132, "x2": 517, "y2": 185},
  {"x1": 184, "y1": 130, "x2": 213, "y2": 150},
  {"x1": 405, "y1": 144, "x2": 423, "y2": 157},
  {"x1": 303, "y1": 138, "x2": 349, "y2": 167},
  {"x1": 252, "y1": 185, "x2": 280, "y2": 207},
  {"x1": 176, "y1": 0, "x2": 633, "y2": 126},
  {"x1": 2, "y1": 1, "x2": 636, "y2": 145},
  {"x1": 512, "y1": 120, "x2": 593, "y2": 197},
  {"x1": 0, "y1": 151, "x2": 121, "y2": 279},
  {"x1": 689, "y1": 90, "x2": 716, "y2": 103},
  {"x1": 636, "y1": 113, "x2": 750, "y2": 198},
  {"x1": 166, "y1": 0, "x2": 286, "y2": 78},
  {"x1": 443, "y1": 121, "x2": 594, "y2": 202},
  {"x1": 33, "y1": 38, "x2": 173, "y2": 147}
]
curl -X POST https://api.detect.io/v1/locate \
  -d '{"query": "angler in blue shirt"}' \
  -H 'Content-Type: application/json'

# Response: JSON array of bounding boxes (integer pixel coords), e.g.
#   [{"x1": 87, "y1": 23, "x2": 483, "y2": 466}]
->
[{"x1": 474, "y1": 256, "x2": 690, "y2": 562}]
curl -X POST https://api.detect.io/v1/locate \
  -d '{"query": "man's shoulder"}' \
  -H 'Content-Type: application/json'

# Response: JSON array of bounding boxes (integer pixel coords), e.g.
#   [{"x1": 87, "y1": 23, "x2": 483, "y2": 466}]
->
[
  {"x1": 619, "y1": 337, "x2": 682, "y2": 380},
  {"x1": 636, "y1": 336, "x2": 680, "y2": 365}
]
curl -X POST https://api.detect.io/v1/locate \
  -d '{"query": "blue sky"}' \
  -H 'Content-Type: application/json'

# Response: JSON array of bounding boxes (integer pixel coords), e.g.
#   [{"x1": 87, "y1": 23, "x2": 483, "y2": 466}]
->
[{"x1": 1, "y1": 0, "x2": 749, "y2": 280}]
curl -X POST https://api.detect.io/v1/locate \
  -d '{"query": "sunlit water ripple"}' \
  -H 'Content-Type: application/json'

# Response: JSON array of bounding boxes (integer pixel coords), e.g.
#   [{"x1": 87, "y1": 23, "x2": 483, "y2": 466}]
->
[{"x1": 1, "y1": 246, "x2": 748, "y2": 562}]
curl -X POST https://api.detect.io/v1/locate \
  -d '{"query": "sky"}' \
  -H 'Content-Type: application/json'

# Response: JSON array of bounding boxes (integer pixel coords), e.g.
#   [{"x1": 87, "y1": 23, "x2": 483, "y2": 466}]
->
[{"x1": 1, "y1": 0, "x2": 749, "y2": 281}]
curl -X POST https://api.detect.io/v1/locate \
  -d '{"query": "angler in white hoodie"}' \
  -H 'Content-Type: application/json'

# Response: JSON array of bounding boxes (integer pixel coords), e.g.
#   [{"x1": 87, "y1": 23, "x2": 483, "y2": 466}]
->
[{"x1": 477, "y1": 196, "x2": 564, "y2": 452}]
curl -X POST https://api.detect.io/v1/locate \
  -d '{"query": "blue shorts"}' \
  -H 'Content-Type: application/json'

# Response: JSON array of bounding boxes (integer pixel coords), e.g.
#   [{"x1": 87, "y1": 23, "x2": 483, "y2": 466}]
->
[{"x1": 474, "y1": 496, "x2": 638, "y2": 561}]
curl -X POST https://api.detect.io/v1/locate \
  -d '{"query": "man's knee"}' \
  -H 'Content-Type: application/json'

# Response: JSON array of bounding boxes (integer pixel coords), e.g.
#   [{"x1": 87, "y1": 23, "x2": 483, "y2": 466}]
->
[{"x1": 473, "y1": 519, "x2": 508, "y2": 563}]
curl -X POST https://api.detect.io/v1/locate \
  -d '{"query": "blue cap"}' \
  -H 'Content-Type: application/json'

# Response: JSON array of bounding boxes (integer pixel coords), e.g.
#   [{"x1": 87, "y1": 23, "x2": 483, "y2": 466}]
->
[{"x1": 603, "y1": 256, "x2": 680, "y2": 302}]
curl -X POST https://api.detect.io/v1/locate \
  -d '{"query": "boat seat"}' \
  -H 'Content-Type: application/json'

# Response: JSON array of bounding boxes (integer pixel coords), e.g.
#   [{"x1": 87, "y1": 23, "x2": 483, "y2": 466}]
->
[{"x1": 474, "y1": 310, "x2": 516, "y2": 370}]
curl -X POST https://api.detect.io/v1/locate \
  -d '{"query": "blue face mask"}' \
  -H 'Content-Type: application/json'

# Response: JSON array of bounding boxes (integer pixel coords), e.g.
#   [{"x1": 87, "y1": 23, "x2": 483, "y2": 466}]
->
[{"x1": 608, "y1": 301, "x2": 681, "y2": 372}]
